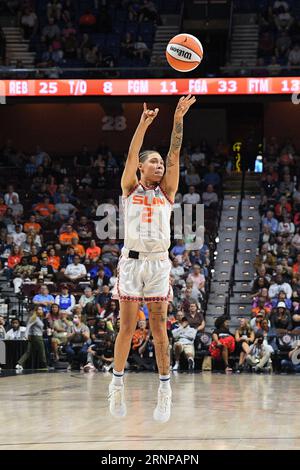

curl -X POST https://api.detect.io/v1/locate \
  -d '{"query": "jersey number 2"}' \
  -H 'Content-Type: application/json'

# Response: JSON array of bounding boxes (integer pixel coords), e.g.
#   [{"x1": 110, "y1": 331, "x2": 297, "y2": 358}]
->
[{"x1": 141, "y1": 207, "x2": 153, "y2": 223}]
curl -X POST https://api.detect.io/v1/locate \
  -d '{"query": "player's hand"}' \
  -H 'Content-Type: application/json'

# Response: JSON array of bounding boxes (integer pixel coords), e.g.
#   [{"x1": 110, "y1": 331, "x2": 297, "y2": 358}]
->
[
  {"x1": 174, "y1": 94, "x2": 196, "y2": 119},
  {"x1": 140, "y1": 102, "x2": 159, "y2": 126}
]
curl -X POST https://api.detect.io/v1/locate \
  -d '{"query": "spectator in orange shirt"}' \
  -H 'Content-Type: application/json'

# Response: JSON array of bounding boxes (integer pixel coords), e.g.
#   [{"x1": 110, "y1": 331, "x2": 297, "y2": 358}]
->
[
  {"x1": 131, "y1": 320, "x2": 155, "y2": 371},
  {"x1": 293, "y1": 254, "x2": 300, "y2": 274},
  {"x1": 47, "y1": 247, "x2": 60, "y2": 271},
  {"x1": 24, "y1": 215, "x2": 42, "y2": 234},
  {"x1": 0, "y1": 197, "x2": 8, "y2": 216},
  {"x1": 85, "y1": 239, "x2": 101, "y2": 263},
  {"x1": 71, "y1": 237, "x2": 85, "y2": 258},
  {"x1": 137, "y1": 306, "x2": 146, "y2": 322},
  {"x1": 33, "y1": 197, "x2": 56, "y2": 220},
  {"x1": 8, "y1": 245, "x2": 23, "y2": 267},
  {"x1": 132, "y1": 320, "x2": 148, "y2": 351},
  {"x1": 59, "y1": 224, "x2": 79, "y2": 246}
]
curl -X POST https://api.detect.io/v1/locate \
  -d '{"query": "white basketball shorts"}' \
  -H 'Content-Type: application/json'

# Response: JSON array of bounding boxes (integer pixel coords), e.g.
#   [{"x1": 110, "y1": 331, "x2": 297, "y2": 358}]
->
[{"x1": 112, "y1": 248, "x2": 173, "y2": 303}]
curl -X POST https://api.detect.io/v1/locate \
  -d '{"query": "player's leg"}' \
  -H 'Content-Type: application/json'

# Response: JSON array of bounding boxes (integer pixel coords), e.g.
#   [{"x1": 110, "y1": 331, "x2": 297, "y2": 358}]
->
[
  {"x1": 108, "y1": 301, "x2": 139, "y2": 418},
  {"x1": 148, "y1": 301, "x2": 172, "y2": 423},
  {"x1": 113, "y1": 301, "x2": 139, "y2": 373}
]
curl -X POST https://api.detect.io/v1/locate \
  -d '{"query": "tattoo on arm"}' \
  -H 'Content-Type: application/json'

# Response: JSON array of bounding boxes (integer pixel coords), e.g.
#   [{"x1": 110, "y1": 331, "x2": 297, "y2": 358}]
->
[{"x1": 166, "y1": 121, "x2": 183, "y2": 167}]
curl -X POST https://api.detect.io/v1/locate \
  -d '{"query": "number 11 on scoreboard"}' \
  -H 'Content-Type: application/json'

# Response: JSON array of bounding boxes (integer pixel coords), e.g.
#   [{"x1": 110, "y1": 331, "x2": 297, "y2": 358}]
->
[{"x1": 160, "y1": 81, "x2": 178, "y2": 93}]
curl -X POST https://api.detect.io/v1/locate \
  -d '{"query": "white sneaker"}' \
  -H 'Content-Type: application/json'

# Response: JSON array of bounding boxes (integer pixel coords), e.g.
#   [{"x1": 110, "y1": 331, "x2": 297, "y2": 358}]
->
[
  {"x1": 172, "y1": 362, "x2": 179, "y2": 371},
  {"x1": 153, "y1": 387, "x2": 172, "y2": 423},
  {"x1": 83, "y1": 363, "x2": 96, "y2": 372},
  {"x1": 108, "y1": 382, "x2": 127, "y2": 418},
  {"x1": 15, "y1": 364, "x2": 23, "y2": 371}
]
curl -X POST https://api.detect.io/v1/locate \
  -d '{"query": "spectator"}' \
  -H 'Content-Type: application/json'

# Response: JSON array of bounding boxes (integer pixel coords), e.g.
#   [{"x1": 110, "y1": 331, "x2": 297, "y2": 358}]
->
[
  {"x1": 281, "y1": 340, "x2": 300, "y2": 372},
  {"x1": 5, "y1": 318, "x2": 27, "y2": 340},
  {"x1": 101, "y1": 238, "x2": 120, "y2": 266},
  {"x1": 63, "y1": 254, "x2": 87, "y2": 283},
  {"x1": 271, "y1": 290, "x2": 292, "y2": 310},
  {"x1": 12, "y1": 225, "x2": 26, "y2": 246},
  {"x1": 270, "y1": 301, "x2": 293, "y2": 334},
  {"x1": 42, "y1": 17, "x2": 61, "y2": 44},
  {"x1": 96, "y1": 284, "x2": 112, "y2": 311},
  {"x1": 35, "y1": 256, "x2": 55, "y2": 282},
  {"x1": 15, "y1": 306, "x2": 48, "y2": 371},
  {"x1": 10, "y1": 195, "x2": 24, "y2": 219},
  {"x1": 182, "y1": 186, "x2": 200, "y2": 205},
  {"x1": 4, "y1": 185, "x2": 19, "y2": 205},
  {"x1": 79, "y1": 9, "x2": 96, "y2": 33},
  {"x1": 55, "y1": 284, "x2": 76, "y2": 314},
  {"x1": 92, "y1": 266, "x2": 110, "y2": 291},
  {"x1": 55, "y1": 194, "x2": 77, "y2": 221},
  {"x1": 170, "y1": 239, "x2": 186, "y2": 259},
  {"x1": 202, "y1": 184, "x2": 219, "y2": 208},
  {"x1": 235, "y1": 319, "x2": 255, "y2": 372},
  {"x1": 0, "y1": 315, "x2": 6, "y2": 339},
  {"x1": 84, "y1": 330, "x2": 115, "y2": 372},
  {"x1": 0, "y1": 197, "x2": 7, "y2": 217},
  {"x1": 250, "y1": 310, "x2": 268, "y2": 333},
  {"x1": 65, "y1": 312, "x2": 90, "y2": 369},
  {"x1": 12, "y1": 256, "x2": 36, "y2": 293},
  {"x1": 34, "y1": 197, "x2": 56, "y2": 221},
  {"x1": 246, "y1": 334, "x2": 272, "y2": 373},
  {"x1": 269, "y1": 274, "x2": 292, "y2": 299},
  {"x1": 131, "y1": 320, "x2": 155, "y2": 371},
  {"x1": 203, "y1": 164, "x2": 221, "y2": 188},
  {"x1": 79, "y1": 286, "x2": 96, "y2": 315},
  {"x1": 47, "y1": 247, "x2": 60, "y2": 272},
  {"x1": 71, "y1": 237, "x2": 85, "y2": 258},
  {"x1": 51, "y1": 310, "x2": 72, "y2": 361},
  {"x1": 85, "y1": 239, "x2": 101, "y2": 264},
  {"x1": 7, "y1": 245, "x2": 22, "y2": 272},
  {"x1": 288, "y1": 43, "x2": 300, "y2": 66},
  {"x1": 76, "y1": 216, "x2": 94, "y2": 240},
  {"x1": 24, "y1": 215, "x2": 41, "y2": 234},
  {"x1": 59, "y1": 224, "x2": 79, "y2": 246},
  {"x1": 262, "y1": 210, "x2": 278, "y2": 234},
  {"x1": 134, "y1": 35, "x2": 150, "y2": 60},
  {"x1": 171, "y1": 316, "x2": 197, "y2": 371},
  {"x1": 187, "y1": 264, "x2": 205, "y2": 293},
  {"x1": 185, "y1": 302, "x2": 205, "y2": 332},
  {"x1": 32, "y1": 285, "x2": 55, "y2": 314},
  {"x1": 209, "y1": 316, "x2": 235, "y2": 373},
  {"x1": 185, "y1": 164, "x2": 201, "y2": 187},
  {"x1": 170, "y1": 258, "x2": 184, "y2": 281},
  {"x1": 20, "y1": 6, "x2": 38, "y2": 39}
]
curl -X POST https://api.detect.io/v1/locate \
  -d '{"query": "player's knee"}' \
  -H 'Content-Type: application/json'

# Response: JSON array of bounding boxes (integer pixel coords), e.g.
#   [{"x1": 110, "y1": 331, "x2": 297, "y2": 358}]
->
[
  {"x1": 152, "y1": 327, "x2": 168, "y2": 341},
  {"x1": 119, "y1": 323, "x2": 135, "y2": 338}
]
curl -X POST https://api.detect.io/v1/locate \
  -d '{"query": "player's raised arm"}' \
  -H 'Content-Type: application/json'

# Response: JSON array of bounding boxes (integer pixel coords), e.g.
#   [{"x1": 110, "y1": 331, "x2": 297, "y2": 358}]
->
[
  {"x1": 121, "y1": 102, "x2": 159, "y2": 196},
  {"x1": 161, "y1": 95, "x2": 196, "y2": 201}
]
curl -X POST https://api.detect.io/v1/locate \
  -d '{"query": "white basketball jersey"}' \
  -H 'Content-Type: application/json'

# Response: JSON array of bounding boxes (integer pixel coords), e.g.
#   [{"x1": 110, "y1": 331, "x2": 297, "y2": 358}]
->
[{"x1": 123, "y1": 182, "x2": 173, "y2": 252}]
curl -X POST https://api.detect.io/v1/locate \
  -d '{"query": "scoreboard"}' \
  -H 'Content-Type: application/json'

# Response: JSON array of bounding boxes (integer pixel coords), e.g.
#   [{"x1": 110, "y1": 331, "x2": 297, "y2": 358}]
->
[{"x1": 2, "y1": 77, "x2": 300, "y2": 97}]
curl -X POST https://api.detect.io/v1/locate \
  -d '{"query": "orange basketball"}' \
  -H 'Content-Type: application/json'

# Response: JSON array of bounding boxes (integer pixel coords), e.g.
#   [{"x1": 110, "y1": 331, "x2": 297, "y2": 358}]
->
[{"x1": 166, "y1": 33, "x2": 203, "y2": 72}]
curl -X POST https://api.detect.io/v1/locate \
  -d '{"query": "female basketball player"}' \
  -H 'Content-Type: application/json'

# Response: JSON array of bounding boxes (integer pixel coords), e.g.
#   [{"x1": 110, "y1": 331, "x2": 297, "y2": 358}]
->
[{"x1": 109, "y1": 95, "x2": 196, "y2": 422}]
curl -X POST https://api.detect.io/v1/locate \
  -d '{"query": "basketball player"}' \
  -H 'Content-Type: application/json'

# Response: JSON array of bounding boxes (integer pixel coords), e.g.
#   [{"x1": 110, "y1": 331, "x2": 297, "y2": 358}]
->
[{"x1": 109, "y1": 95, "x2": 196, "y2": 422}]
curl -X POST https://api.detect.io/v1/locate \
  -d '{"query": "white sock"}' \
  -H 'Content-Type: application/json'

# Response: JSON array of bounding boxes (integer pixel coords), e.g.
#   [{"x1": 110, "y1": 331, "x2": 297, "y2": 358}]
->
[
  {"x1": 159, "y1": 374, "x2": 171, "y2": 392},
  {"x1": 112, "y1": 369, "x2": 124, "y2": 386}
]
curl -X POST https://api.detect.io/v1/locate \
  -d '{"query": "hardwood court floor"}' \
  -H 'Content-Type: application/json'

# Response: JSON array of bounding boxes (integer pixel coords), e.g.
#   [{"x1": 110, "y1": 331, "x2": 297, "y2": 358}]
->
[{"x1": 0, "y1": 371, "x2": 300, "y2": 450}]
